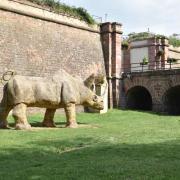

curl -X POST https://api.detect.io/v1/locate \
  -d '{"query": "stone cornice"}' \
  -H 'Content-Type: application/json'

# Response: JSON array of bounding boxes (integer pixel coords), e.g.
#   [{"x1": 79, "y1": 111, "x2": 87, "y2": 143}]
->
[{"x1": 0, "y1": 0, "x2": 100, "y2": 33}]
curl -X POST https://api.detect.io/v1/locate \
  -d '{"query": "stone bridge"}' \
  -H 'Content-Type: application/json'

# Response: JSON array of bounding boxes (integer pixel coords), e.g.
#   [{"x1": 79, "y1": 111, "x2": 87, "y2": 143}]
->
[{"x1": 120, "y1": 69, "x2": 180, "y2": 115}]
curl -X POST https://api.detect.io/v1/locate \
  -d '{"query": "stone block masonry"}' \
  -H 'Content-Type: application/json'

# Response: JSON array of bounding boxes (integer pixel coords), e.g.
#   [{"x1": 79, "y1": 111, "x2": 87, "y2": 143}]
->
[
  {"x1": 101, "y1": 22, "x2": 122, "y2": 108},
  {"x1": 121, "y1": 69, "x2": 180, "y2": 114},
  {"x1": 0, "y1": 0, "x2": 105, "y2": 99},
  {"x1": 0, "y1": 0, "x2": 124, "y2": 112}
]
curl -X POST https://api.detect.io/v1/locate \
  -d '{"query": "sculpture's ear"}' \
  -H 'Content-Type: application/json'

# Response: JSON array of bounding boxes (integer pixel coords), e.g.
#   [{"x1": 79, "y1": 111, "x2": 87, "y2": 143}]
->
[
  {"x1": 94, "y1": 74, "x2": 106, "y2": 85},
  {"x1": 84, "y1": 74, "x2": 95, "y2": 89}
]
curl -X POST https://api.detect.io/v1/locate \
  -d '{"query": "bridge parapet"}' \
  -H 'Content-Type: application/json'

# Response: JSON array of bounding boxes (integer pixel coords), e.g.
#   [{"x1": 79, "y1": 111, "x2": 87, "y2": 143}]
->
[{"x1": 122, "y1": 59, "x2": 180, "y2": 73}]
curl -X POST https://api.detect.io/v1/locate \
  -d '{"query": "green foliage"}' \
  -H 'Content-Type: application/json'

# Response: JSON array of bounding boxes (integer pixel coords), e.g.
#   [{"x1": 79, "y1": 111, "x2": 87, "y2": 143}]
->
[
  {"x1": 122, "y1": 40, "x2": 129, "y2": 49},
  {"x1": 128, "y1": 32, "x2": 166, "y2": 41},
  {"x1": 124, "y1": 32, "x2": 180, "y2": 47},
  {"x1": 169, "y1": 36, "x2": 180, "y2": 47},
  {"x1": 75, "y1": 7, "x2": 96, "y2": 25},
  {"x1": 0, "y1": 110, "x2": 180, "y2": 179},
  {"x1": 128, "y1": 32, "x2": 154, "y2": 41},
  {"x1": 122, "y1": 32, "x2": 167, "y2": 48},
  {"x1": 140, "y1": 57, "x2": 149, "y2": 65},
  {"x1": 27, "y1": 0, "x2": 96, "y2": 25}
]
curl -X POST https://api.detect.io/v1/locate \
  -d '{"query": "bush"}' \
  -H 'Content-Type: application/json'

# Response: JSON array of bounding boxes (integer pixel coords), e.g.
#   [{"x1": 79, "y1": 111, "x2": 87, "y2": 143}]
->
[
  {"x1": 122, "y1": 40, "x2": 129, "y2": 49},
  {"x1": 169, "y1": 36, "x2": 180, "y2": 47},
  {"x1": 27, "y1": 0, "x2": 96, "y2": 25},
  {"x1": 123, "y1": 32, "x2": 180, "y2": 48},
  {"x1": 127, "y1": 32, "x2": 166, "y2": 41}
]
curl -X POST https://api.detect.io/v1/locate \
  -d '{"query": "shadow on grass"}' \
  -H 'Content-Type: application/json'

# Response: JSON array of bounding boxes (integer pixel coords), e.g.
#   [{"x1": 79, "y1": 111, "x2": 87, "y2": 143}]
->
[
  {"x1": 7, "y1": 121, "x2": 88, "y2": 128},
  {"x1": 0, "y1": 137, "x2": 180, "y2": 180},
  {"x1": 120, "y1": 108, "x2": 180, "y2": 117}
]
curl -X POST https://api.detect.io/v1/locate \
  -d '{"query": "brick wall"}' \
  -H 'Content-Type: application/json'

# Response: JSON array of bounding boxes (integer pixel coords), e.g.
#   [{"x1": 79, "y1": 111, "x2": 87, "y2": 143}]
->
[
  {"x1": 100, "y1": 22, "x2": 122, "y2": 108},
  {"x1": 0, "y1": 1, "x2": 105, "y2": 99},
  {"x1": 122, "y1": 47, "x2": 131, "y2": 72}
]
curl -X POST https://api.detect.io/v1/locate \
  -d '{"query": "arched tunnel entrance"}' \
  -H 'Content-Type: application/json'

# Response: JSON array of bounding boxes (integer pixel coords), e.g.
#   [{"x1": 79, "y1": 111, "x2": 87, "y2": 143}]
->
[
  {"x1": 126, "y1": 86, "x2": 152, "y2": 111},
  {"x1": 164, "y1": 85, "x2": 180, "y2": 115}
]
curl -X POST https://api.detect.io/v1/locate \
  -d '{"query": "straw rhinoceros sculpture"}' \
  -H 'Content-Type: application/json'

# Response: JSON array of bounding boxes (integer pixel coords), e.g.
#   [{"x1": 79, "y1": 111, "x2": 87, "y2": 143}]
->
[{"x1": 0, "y1": 69, "x2": 105, "y2": 130}]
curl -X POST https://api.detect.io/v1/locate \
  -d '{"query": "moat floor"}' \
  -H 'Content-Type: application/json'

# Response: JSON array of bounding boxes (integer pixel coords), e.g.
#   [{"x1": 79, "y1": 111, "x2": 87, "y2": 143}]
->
[{"x1": 0, "y1": 110, "x2": 180, "y2": 180}]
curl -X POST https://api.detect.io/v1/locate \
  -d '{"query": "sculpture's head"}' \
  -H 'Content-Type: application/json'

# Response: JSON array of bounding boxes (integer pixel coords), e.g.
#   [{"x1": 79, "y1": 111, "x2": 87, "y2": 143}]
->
[
  {"x1": 82, "y1": 90, "x2": 104, "y2": 110},
  {"x1": 82, "y1": 73, "x2": 107, "y2": 110}
]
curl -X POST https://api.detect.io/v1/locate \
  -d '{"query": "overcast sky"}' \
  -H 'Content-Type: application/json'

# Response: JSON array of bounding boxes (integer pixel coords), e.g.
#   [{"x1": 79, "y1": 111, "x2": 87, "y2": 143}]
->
[{"x1": 61, "y1": 0, "x2": 180, "y2": 36}]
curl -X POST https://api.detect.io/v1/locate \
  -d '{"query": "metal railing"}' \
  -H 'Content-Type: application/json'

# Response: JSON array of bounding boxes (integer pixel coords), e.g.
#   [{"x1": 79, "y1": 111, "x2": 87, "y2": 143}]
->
[{"x1": 122, "y1": 59, "x2": 180, "y2": 73}]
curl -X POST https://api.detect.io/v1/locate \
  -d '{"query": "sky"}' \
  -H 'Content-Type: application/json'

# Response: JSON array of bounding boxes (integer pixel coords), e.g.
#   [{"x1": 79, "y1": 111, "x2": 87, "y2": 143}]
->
[{"x1": 60, "y1": 0, "x2": 180, "y2": 36}]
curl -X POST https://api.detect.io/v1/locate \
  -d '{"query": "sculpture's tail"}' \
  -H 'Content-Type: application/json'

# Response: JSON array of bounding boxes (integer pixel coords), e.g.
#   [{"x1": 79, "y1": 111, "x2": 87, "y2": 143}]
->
[
  {"x1": 0, "y1": 71, "x2": 16, "y2": 85},
  {"x1": 0, "y1": 83, "x2": 8, "y2": 107}
]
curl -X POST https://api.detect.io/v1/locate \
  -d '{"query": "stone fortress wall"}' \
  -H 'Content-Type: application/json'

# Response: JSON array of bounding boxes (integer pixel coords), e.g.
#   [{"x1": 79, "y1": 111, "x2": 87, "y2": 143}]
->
[
  {"x1": 0, "y1": 0, "x2": 123, "y2": 112},
  {"x1": 0, "y1": 0, "x2": 105, "y2": 94},
  {"x1": 1, "y1": 0, "x2": 179, "y2": 114},
  {"x1": 0, "y1": 0, "x2": 109, "y2": 113}
]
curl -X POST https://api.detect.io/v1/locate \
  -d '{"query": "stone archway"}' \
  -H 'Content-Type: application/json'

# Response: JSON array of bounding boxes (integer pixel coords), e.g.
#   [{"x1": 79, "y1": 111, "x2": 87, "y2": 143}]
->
[
  {"x1": 126, "y1": 86, "x2": 152, "y2": 111},
  {"x1": 163, "y1": 85, "x2": 180, "y2": 115}
]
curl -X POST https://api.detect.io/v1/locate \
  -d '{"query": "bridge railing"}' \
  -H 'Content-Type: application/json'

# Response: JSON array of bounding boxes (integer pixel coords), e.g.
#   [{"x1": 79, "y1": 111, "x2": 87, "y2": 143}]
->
[{"x1": 122, "y1": 59, "x2": 180, "y2": 73}]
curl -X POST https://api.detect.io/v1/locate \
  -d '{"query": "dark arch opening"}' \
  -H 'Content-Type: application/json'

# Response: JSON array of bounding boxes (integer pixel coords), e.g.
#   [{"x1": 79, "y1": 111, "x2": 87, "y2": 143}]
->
[
  {"x1": 126, "y1": 86, "x2": 152, "y2": 111},
  {"x1": 164, "y1": 85, "x2": 180, "y2": 115}
]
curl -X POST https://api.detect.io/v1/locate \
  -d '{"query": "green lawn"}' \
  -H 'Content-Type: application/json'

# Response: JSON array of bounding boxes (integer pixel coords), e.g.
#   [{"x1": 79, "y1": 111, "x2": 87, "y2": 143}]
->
[{"x1": 0, "y1": 110, "x2": 180, "y2": 180}]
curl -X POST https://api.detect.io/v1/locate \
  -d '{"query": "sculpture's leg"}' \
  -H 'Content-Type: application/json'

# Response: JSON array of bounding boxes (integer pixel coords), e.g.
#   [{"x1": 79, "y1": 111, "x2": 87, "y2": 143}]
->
[
  {"x1": 42, "y1": 109, "x2": 56, "y2": 127},
  {"x1": 12, "y1": 103, "x2": 31, "y2": 130},
  {"x1": 0, "y1": 106, "x2": 12, "y2": 129},
  {"x1": 64, "y1": 103, "x2": 78, "y2": 128}
]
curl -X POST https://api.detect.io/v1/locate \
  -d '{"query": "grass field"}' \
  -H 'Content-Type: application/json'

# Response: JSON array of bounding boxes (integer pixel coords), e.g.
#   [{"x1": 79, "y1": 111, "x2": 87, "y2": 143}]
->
[{"x1": 0, "y1": 110, "x2": 180, "y2": 180}]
